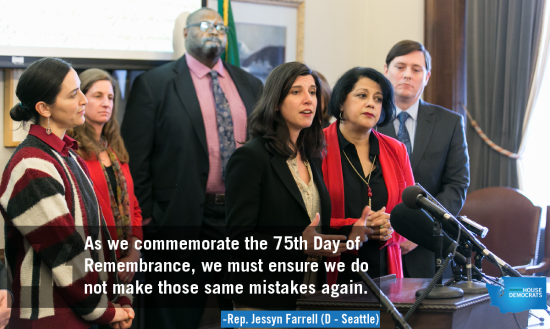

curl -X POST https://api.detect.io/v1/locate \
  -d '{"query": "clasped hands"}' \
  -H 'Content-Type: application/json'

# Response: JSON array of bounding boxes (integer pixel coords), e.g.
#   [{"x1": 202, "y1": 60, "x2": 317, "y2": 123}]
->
[
  {"x1": 365, "y1": 206, "x2": 394, "y2": 242},
  {"x1": 110, "y1": 304, "x2": 135, "y2": 329},
  {"x1": 302, "y1": 206, "x2": 393, "y2": 257}
]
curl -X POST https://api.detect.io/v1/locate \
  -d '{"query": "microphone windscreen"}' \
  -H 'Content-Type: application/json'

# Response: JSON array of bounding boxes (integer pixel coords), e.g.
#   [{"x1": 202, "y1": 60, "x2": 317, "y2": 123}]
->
[
  {"x1": 391, "y1": 203, "x2": 456, "y2": 254},
  {"x1": 401, "y1": 185, "x2": 426, "y2": 209}
]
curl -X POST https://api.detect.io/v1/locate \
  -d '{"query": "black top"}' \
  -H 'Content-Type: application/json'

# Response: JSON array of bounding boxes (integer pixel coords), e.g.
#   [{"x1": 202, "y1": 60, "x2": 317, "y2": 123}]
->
[
  {"x1": 64, "y1": 152, "x2": 100, "y2": 262},
  {"x1": 104, "y1": 165, "x2": 118, "y2": 201},
  {"x1": 336, "y1": 127, "x2": 388, "y2": 280}
]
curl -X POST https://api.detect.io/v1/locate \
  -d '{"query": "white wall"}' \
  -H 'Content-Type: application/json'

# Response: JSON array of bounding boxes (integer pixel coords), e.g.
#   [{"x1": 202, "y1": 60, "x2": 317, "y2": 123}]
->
[{"x1": 303, "y1": 0, "x2": 424, "y2": 86}]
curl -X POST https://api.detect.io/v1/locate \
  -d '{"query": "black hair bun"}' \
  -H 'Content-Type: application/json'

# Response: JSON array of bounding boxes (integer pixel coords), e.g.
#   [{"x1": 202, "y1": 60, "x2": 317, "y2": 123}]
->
[{"x1": 10, "y1": 103, "x2": 33, "y2": 122}]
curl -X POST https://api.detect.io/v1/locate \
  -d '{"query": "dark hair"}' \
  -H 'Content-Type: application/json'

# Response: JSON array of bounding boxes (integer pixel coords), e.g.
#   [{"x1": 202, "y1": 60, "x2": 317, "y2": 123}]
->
[
  {"x1": 385, "y1": 40, "x2": 432, "y2": 72},
  {"x1": 248, "y1": 62, "x2": 325, "y2": 159},
  {"x1": 328, "y1": 67, "x2": 395, "y2": 127},
  {"x1": 313, "y1": 70, "x2": 332, "y2": 125},
  {"x1": 10, "y1": 57, "x2": 72, "y2": 123}
]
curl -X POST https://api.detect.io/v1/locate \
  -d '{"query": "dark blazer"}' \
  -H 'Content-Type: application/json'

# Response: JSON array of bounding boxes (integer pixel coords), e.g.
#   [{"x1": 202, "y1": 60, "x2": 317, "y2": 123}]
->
[
  {"x1": 0, "y1": 260, "x2": 6, "y2": 290},
  {"x1": 378, "y1": 99, "x2": 470, "y2": 278},
  {"x1": 225, "y1": 137, "x2": 332, "y2": 309},
  {"x1": 121, "y1": 55, "x2": 263, "y2": 256}
]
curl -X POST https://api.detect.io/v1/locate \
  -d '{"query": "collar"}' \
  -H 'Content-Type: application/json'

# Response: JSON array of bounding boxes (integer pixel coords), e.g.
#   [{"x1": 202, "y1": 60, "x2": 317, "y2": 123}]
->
[
  {"x1": 337, "y1": 124, "x2": 380, "y2": 155},
  {"x1": 185, "y1": 53, "x2": 225, "y2": 79},
  {"x1": 28, "y1": 124, "x2": 78, "y2": 157},
  {"x1": 395, "y1": 98, "x2": 420, "y2": 121}
]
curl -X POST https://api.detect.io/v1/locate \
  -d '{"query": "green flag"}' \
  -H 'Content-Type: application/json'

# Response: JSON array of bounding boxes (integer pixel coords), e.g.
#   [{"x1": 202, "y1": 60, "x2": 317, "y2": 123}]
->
[{"x1": 218, "y1": 0, "x2": 240, "y2": 67}]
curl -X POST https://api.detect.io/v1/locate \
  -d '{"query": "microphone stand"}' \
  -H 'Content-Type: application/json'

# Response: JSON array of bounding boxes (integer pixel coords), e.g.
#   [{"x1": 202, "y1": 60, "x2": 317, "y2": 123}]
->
[
  {"x1": 450, "y1": 241, "x2": 488, "y2": 294},
  {"x1": 415, "y1": 211, "x2": 464, "y2": 299},
  {"x1": 357, "y1": 271, "x2": 411, "y2": 329},
  {"x1": 413, "y1": 183, "x2": 522, "y2": 279},
  {"x1": 445, "y1": 259, "x2": 466, "y2": 287},
  {"x1": 473, "y1": 253, "x2": 484, "y2": 281}
]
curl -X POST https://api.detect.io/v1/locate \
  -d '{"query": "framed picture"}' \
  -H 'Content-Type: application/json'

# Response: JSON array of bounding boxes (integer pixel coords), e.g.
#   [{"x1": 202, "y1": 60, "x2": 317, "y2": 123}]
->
[
  {"x1": 208, "y1": 0, "x2": 304, "y2": 81},
  {"x1": 3, "y1": 69, "x2": 28, "y2": 147}
]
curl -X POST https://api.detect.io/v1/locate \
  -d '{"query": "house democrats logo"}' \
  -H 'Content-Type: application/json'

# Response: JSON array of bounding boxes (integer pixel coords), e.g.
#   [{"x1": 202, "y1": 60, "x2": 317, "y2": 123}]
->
[
  {"x1": 508, "y1": 287, "x2": 543, "y2": 298},
  {"x1": 487, "y1": 277, "x2": 546, "y2": 313}
]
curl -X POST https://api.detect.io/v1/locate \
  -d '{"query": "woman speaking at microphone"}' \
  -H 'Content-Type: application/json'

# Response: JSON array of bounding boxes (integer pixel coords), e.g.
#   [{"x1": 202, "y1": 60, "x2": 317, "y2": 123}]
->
[
  {"x1": 322, "y1": 67, "x2": 415, "y2": 283},
  {"x1": 224, "y1": 62, "x2": 371, "y2": 310}
]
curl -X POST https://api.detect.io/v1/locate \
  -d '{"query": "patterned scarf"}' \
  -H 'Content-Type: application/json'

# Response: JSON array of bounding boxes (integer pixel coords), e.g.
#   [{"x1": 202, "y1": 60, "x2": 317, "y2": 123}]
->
[{"x1": 100, "y1": 145, "x2": 132, "y2": 257}]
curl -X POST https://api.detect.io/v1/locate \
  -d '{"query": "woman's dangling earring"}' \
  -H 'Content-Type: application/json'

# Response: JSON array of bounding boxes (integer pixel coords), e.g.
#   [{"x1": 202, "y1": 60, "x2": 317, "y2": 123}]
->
[
  {"x1": 46, "y1": 117, "x2": 51, "y2": 135},
  {"x1": 339, "y1": 111, "x2": 344, "y2": 122}
]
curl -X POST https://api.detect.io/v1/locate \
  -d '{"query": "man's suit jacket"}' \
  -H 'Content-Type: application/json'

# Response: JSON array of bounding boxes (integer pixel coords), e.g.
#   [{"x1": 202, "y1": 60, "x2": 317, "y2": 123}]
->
[
  {"x1": 378, "y1": 99, "x2": 470, "y2": 278},
  {"x1": 121, "y1": 55, "x2": 263, "y2": 257},
  {"x1": 224, "y1": 137, "x2": 332, "y2": 309}
]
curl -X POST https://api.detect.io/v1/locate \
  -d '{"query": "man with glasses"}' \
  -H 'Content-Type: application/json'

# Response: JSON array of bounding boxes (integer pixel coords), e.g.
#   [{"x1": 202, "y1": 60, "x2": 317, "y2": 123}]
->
[{"x1": 122, "y1": 7, "x2": 263, "y2": 329}]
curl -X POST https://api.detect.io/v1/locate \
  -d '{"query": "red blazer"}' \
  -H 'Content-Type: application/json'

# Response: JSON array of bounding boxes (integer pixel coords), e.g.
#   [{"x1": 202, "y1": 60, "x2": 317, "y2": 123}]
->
[
  {"x1": 322, "y1": 122, "x2": 415, "y2": 285},
  {"x1": 85, "y1": 156, "x2": 143, "y2": 259}
]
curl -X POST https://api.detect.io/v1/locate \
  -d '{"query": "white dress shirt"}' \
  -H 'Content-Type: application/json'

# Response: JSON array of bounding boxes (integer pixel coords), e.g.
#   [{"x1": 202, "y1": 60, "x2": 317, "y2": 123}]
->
[{"x1": 392, "y1": 99, "x2": 420, "y2": 152}]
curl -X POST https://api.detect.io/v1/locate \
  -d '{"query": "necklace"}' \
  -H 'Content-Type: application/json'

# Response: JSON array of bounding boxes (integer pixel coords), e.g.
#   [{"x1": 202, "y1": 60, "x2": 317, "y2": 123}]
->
[{"x1": 342, "y1": 151, "x2": 377, "y2": 208}]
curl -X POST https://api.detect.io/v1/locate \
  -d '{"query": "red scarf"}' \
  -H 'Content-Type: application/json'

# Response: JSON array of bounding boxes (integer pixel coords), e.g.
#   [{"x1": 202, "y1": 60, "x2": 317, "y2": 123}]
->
[{"x1": 322, "y1": 122, "x2": 415, "y2": 285}]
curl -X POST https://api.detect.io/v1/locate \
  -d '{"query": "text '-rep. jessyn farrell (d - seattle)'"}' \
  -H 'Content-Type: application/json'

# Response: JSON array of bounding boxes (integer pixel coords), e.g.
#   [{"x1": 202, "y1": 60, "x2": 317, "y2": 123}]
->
[{"x1": 226, "y1": 313, "x2": 377, "y2": 326}]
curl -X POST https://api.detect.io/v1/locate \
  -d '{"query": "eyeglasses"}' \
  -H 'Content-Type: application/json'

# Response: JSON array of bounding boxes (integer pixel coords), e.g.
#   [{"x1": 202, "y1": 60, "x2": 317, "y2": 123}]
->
[{"x1": 186, "y1": 21, "x2": 230, "y2": 34}]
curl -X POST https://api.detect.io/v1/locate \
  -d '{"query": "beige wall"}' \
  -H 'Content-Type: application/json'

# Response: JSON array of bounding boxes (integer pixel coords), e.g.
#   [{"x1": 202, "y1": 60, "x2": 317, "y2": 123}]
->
[
  {"x1": 303, "y1": 0, "x2": 424, "y2": 86},
  {"x1": 0, "y1": 70, "x2": 15, "y2": 248},
  {"x1": 0, "y1": 0, "x2": 424, "y2": 248}
]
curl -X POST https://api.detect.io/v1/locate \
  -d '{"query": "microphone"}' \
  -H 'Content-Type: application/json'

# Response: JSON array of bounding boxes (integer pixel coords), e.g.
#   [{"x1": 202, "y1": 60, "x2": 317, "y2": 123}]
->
[
  {"x1": 411, "y1": 184, "x2": 489, "y2": 238},
  {"x1": 391, "y1": 203, "x2": 466, "y2": 265},
  {"x1": 400, "y1": 186, "x2": 521, "y2": 277},
  {"x1": 457, "y1": 215, "x2": 488, "y2": 238}
]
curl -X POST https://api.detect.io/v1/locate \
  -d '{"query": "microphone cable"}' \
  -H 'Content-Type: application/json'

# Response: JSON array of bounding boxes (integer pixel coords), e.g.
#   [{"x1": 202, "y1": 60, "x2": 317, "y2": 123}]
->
[
  {"x1": 403, "y1": 253, "x2": 454, "y2": 322},
  {"x1": 402, "y1": 197, "x2": 462, "y2": 322}
]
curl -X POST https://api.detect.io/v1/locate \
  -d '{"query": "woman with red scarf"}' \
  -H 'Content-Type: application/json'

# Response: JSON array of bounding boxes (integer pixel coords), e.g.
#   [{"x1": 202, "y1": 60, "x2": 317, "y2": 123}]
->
[
  {"x1": 68, "y1": 69, "x2": 143, "y2": 287},
  {"x1": 322, "y1": 67, "x2": 414, "y2": 285}
]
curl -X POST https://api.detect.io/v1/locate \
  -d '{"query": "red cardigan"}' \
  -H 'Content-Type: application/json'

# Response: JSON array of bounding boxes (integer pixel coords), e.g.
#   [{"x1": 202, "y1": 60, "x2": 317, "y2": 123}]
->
[
  {"x1": 85, "y1": 155, "x2": 143, "y2": 259},
  {"x1": 322, "y1": 122, "x2": 415, "y2": 285}
]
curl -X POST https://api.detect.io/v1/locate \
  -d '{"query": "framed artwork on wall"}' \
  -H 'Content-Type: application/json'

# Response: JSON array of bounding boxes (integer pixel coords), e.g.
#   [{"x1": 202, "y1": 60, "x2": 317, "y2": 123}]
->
[
  {"x1": 3, "y1": 69, "x2": 27, "y2": 147},
  {"x1": 207, "y1": 0, "x2": 304, "y2": 81}
]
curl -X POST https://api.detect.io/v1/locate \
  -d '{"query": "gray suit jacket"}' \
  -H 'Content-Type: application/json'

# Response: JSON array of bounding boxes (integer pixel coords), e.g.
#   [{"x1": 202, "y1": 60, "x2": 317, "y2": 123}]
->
[{"x1": 378, "y1": 99, "x2": 470, "y2": 278}]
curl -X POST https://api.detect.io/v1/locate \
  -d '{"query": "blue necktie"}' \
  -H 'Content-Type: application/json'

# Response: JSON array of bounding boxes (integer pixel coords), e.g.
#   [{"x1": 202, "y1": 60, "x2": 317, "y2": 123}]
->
[
  {"x1": 397, "y1": 111, "x2": 412, "y2": 156},
  {"x1": 210, "y1": 70, "x2": 236, "y2": 180}
]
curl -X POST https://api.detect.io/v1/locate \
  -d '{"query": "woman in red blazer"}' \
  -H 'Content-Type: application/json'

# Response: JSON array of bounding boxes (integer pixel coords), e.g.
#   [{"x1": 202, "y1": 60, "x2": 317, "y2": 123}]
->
[
  {"x1": 68, "y1": 69, "x2": 143, "y2": 285},
  {"x1": 322, "y1": 67, "x2": 415, "y2": 285}
]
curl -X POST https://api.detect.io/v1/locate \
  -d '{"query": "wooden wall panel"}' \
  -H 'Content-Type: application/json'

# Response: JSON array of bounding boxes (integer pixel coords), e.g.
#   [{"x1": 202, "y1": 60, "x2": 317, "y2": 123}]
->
[{"x1": 424, "y1": 0, "x2": 466, "y2": 116}]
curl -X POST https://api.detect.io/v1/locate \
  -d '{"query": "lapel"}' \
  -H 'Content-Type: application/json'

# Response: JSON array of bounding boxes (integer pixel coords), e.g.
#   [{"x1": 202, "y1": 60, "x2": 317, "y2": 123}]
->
[
  {"x1": 310, "y1": 159, "x2": 331, "y2": 230},
  {"x1": 270, "y1": 152, "x2": 309, "y2": 217},
  {"x1": 374, "y1": 130, "x2": 401, "y2": 210},
  {"x1": 224, "y1": 63, "x2": 256, "y2": 116},
  {"x1": 411, "y1": 100, "x2": 435, "y2": 171},
  {"x1": 377, "y1": 121, "x2": 397, "y2": 139},
  {"x1": 173, "y1": 55, "x2": 208, "y2": 156}
]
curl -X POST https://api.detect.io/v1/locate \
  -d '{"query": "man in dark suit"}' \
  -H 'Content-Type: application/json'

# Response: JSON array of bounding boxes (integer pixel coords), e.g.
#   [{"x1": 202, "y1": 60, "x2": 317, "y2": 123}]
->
[
  {"x1": 121, "y1": 7, "x2": 262, "y2": 328},
  {"x1": 378, "y1": 40, "x2": 470, "y2": 279}
]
